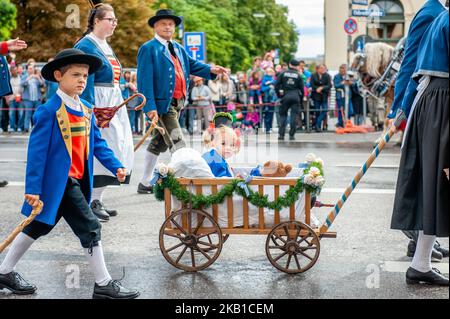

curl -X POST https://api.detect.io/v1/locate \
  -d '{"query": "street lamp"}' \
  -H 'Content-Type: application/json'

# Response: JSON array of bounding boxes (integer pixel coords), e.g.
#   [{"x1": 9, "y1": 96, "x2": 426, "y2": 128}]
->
[{"x1": 253, "y1": 13, "x2": 266, "y2": 18}]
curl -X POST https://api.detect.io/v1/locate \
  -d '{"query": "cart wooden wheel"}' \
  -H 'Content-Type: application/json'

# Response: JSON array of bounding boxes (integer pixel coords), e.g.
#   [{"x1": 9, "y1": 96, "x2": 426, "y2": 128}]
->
[
  {"x1": 159, "y1": 208, "x2": 223, "y2": 272},
  {"x1": 265, "y1": 221, "x2": 320, "y2": 274}
]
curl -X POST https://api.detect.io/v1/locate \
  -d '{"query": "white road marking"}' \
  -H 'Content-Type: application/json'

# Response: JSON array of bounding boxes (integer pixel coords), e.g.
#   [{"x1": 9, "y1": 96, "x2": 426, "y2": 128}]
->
[{"x1": 382, "y1": 261, "x2": 449, "y2": 274}]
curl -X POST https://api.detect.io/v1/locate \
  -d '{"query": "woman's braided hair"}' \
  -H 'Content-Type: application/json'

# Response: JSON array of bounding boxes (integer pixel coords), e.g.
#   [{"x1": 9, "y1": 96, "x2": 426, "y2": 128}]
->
[{"x1": 79, "y1": 3, "x2": 114, "y2": 40}]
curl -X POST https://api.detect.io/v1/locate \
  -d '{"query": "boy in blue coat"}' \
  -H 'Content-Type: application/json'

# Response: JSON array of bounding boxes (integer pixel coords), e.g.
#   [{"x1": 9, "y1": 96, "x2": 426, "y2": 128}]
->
[{"x1": 0, "y1": 49, "x2": 139, "y2": 299}]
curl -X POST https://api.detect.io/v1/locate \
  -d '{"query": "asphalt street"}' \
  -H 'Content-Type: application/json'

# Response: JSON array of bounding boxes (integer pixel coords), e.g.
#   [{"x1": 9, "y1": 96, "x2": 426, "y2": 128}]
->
[{"x1": 0, "y1": 128, "x2": 448, "y2": 299}]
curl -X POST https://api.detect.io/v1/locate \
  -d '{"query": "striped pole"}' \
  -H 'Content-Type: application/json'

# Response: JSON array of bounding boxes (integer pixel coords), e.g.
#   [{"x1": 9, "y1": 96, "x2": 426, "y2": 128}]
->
[{"x1": 319, "y1": 124, "x2": 398, "y2": 236}]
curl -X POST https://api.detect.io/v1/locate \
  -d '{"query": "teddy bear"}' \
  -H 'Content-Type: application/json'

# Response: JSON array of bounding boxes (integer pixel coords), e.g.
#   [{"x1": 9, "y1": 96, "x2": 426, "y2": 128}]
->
[{"x1": 261, "y1": 160, "x2": 293, "y2": 177}]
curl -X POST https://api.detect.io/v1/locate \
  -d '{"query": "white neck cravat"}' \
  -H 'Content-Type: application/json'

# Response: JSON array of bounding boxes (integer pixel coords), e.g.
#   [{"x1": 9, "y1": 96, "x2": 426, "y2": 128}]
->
[{"x1": 57, "y1": 88, "x2": 82, "y2": 112}]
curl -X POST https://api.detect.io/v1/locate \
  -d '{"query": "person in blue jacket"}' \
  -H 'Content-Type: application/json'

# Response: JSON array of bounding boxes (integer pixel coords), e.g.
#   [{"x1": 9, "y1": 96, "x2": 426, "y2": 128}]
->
[
  {"x1": 0, "y1": 49, "x2": 139, "y2": 298},
  {"x1": 136, "y1": 9, "x2": 228, "y2": 194},
  {"x1": 388, "y1": 0, "x2": 448, "y2": 262},
  {"x1": 0, "y1": 38, "x2": 27, "y2": 188},
  {"x1": 391, "y1": 10, "x2": 449, "y2": 286}
]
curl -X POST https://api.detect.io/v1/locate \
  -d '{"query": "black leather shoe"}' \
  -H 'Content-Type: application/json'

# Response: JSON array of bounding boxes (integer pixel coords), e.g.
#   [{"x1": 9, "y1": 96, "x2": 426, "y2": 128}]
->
[
  {"x1": 0, "y1": 180, "x2": 8, "y2": 187},
  {"x1": 406, "y1": 267, "x2": 449, "y2": 286},
  {"x1": 278, "y1": 136, "x2": 285, "y2": 141},
  {"x1": 101, "y1": 203, "x2": 118, "y2": 217},
  {"x1": 137, "y1": 183, "x2": 153, "y2": 194},
  {"x1": 90, "y1": 200, "x2": 109, "y2": 222},
  {"x1": 289, "y1": 135, "x2": 295, "y2": 141},
  {"x1": 0, "y1": 272, "x2": 37, "y2": 295},
  {"x1": 93, "y1": 280, "x2": 140, "y2": 299},
  {"x1": 406, "y1": 240, "x2": 443, "y2": 261},
  {"x1": 435, "y1": 241, "x2": 449, "y2": 258}
]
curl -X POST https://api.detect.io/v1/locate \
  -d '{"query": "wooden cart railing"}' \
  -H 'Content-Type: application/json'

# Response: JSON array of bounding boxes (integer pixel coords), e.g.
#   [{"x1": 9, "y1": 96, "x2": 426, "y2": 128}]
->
[{"x1": 163, "y1": 178, "x2": 337, "y2": 238}]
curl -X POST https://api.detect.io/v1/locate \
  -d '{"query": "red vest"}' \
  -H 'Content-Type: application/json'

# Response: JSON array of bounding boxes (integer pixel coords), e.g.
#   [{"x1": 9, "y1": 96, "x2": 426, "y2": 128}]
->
[
  {"x1": 67, "y1": 111, "x2": 87, "y2": 179},
  {"x1": 171, "y1": 55, "x2": 186, "y2": 99}
]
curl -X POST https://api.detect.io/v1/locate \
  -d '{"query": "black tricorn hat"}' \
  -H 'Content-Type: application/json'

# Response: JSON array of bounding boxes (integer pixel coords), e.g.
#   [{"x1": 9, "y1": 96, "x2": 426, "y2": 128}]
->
[
  {"x1": 41, "y1": 48, "x2": 102, "y2": 82},
  {"x1": 148, "y1": 9, "x2": 182, "y2": 28}
]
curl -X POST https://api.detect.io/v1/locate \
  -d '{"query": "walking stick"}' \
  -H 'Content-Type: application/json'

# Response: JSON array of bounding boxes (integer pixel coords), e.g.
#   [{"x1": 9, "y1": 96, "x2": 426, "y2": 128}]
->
[
  {"x1": 319, "y1": 112, "x2": 406, "y2": 236},
  {"x1": 0, "y1": 201, "x2": 44, "y2": 253},
  {"x1": 133, "y1": 116, "x2": 165, "y2": 152}
]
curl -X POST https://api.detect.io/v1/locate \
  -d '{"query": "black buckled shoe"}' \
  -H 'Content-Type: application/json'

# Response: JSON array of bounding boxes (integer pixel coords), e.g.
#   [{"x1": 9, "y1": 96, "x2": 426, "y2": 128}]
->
[
  {"x1": 93, "y1": 280, "x2": 140, "y2": 299},
  {"x1": 0, "y1": 180, "x2": 8, "y2": 188},
  {"x1": 137, "y1": 183, "x2": 153, "y2": 194},
  {"x1": 0, "y1": 272, "x2": 37, "y2": 295},
  {"x1": 406, "y1": 267, "x2": 449, "y2": 286},
  {"x1": 434, "y1": 241, "x2": 449, "y2": 258},
  {"x1": 406, "y1": 240, "x2": 443, "y2": 262},
  {"x1": 90, "y1": 200, "x2": 110, "y2": 222},
  {"x1": 102, "y1": 203, "x2": 118, "y2": 217}
]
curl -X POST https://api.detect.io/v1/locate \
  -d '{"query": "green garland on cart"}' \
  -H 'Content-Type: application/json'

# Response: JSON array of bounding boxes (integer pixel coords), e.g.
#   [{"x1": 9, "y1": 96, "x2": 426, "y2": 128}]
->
[{"x1": 154, "y1": 164, "x2": 323, "y2": 210}]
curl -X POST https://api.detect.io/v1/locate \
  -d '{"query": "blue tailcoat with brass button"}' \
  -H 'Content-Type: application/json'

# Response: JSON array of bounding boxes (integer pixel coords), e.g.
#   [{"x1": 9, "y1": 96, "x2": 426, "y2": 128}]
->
[
  {"x1": 21, "y1": 94, "x2": 123, "y2": 225},
  {"x1": 137, "y1": 38, "x2": 216, "y2": 114},
  {"x1": 0, "y1": 56, "x2": 12, "y2": 97}
]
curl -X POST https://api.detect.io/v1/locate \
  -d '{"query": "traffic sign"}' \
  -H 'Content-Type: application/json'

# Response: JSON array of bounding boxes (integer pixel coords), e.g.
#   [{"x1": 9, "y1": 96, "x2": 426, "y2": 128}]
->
[
  {"x1": 352, "y1": 8, "x2": 385, "y2": 17},
  {"x1": 344, "y1": 18, "x2": 358, "y2": 35},
  {"x1": 183, "y1": 31, "x2": 206, "y2": 63}
]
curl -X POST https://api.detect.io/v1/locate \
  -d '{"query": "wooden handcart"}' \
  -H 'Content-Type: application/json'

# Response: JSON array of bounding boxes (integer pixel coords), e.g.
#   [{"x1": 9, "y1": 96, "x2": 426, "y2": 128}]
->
[{"x1": 159, "y1": 177, "x2": 336, "y2": 274}]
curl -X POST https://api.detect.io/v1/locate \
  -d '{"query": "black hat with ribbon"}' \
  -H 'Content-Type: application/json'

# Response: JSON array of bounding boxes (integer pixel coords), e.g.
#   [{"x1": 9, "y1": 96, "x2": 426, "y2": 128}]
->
[
  {"x1": 41, "y1": 48, "x2": 102, "y2": 82},
  {"x1": 148, "y1": 9, "x2": 182, "y2": 28}
]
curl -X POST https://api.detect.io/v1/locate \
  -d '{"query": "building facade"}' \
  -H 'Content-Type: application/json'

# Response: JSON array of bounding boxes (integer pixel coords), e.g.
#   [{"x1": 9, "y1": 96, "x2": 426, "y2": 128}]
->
[{"x1": 324, "y1": 0, "x2": 426, "y2": 71}]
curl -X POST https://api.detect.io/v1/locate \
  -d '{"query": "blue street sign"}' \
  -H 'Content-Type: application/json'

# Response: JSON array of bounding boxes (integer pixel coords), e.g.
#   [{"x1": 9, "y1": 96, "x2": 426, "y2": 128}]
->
[
  {"x1": 352, "y1": 0, "x2": 368, "y2": 4},
  {"x1": 352, "y1": 9, "x2": 385, "y2": 17},
  {"x1": 183, "y1": 32, "x2": 207, "y2": 63}
]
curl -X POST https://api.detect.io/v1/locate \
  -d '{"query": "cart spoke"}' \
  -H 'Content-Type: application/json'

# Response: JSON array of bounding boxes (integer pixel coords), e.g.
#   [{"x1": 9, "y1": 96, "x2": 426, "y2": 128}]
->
[
  {"x1": 272, "y1": 233, "x2": 287, "y2": 245},
  {"x1": 294, "y1": 254, "x2": 302, "y2": 270},
  {"x1": 197, "y1": 240, "x2": 218, "y2": 249},
  {"x1": 286, "y1": 254, "x2": 292, "y2": 269},
  {"x1": 190, "y1": 247, "x2": 196, "y2": 267},
  {"x1": 163, "y1": 231, "x2": 184, "y2": 240},
  {"x1": 298, "y1": 250, "x2": 313, "y2": 261},
  {"x1": 166, "y1": 242, "x2": 185, "y2": 253},
  {"x1": 294, "y1": 226, "x2": 301, "y2": 242},
  {"x1": 195, "y1": 245, "x2": 212, "y2": 261},
  {"x1": 273, "y1": 251, "x2": 288, "y2": 262},
  {"x1": 198, "y1": 231, "x2": 218, "y2": 239},
  {"x1": 170, "y1": 218, "x2": 188, "y2": 235},
  {"x1": 268, "y1": 245, "x2": 285, "y2": 250},
  {"x1": 175, "y1": 246, "x2": 188, "y2": 264},
  {"x1": 283, "y1": 225, "x2": 290, "y2": 240},
  {"x1": 187, "y1": 211, "x2": 192, "y2": 233},
  {"x1": 193, "y1": 215, "x2": 206, "y2": 235}
]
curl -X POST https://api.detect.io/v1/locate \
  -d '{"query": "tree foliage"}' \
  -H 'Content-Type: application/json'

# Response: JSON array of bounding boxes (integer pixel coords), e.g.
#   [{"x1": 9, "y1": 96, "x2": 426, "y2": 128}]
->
[
  {"x1": 0, "y1": 0, "x2": 17, "y2": 41},
  {"x1": 8, "y1": 0, "x2": 297, "y2": 69},
  {"x1": 10, "y1": 0, "x2": 154, "y2": 66},
  {"x1": 153, "y1": 0, "x2": 298, "y2": 72}
]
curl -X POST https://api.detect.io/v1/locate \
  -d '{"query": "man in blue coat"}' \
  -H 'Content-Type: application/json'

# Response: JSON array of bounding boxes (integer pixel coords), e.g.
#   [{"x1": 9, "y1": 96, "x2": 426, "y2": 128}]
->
[
  {"x1": 388, "y1": 0, "x2": 448, "y2": 261},
  {"x1": 137, "y1": 9, "x2": 228, "y2": 194}
]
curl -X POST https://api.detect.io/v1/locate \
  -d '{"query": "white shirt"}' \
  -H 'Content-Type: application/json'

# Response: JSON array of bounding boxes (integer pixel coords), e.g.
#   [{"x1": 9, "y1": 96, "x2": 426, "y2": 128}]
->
[
  {"x1": 57, "y1": 88, "x2": 82, "y2": 112},
  {"x1": 87, "y1": 33, "x2": 113, "y2": 55},
  {"x1": 155, "y1": 33, "x2": 172, "y2": 51}
]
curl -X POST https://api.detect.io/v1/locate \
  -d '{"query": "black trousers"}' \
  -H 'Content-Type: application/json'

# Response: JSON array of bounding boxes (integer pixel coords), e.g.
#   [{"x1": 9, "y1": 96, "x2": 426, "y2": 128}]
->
[
  {"x1": 279, "y1": 92, "x2": 300, "y2": 137},
  {"x1": 23, "y1": 177, "x2": 101, "y2": 249}
]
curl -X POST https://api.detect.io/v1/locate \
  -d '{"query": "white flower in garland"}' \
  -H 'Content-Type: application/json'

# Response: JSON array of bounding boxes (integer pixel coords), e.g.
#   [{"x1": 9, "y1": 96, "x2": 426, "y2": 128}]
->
[
  {"x1": 315, "y1": 157, "x2": 324, "y2": 167},
  {"x1": 305, "y1": 153, "x2": 317, "y2": 163},
  {"x1": 156, "y1": 163, "x2": 174, "y2": 176}
]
